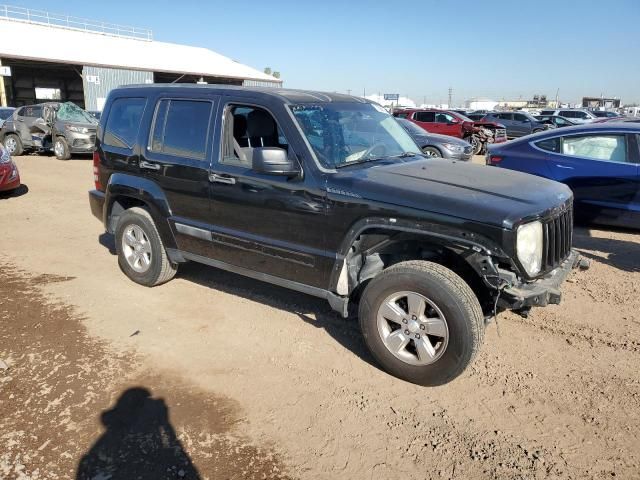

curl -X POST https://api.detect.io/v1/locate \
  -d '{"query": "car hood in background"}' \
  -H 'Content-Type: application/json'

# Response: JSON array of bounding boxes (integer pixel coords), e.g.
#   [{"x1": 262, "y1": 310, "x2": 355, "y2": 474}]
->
[
  {"x1": 330, "y1": 158, "x2": 571, "y2": 229},
  {"x1": 413, "y1": 132, "x2": 471, "y2": 146}
]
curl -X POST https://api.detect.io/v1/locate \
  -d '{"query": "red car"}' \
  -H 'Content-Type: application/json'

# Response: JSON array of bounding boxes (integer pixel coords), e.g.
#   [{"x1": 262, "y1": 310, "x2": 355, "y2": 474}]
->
[
  {"x1": 0, "y1": 143, "x2": 20, "y2": 192},
  {"x1": 393, "y1": 108, "x2": 507, "y2": 154}
]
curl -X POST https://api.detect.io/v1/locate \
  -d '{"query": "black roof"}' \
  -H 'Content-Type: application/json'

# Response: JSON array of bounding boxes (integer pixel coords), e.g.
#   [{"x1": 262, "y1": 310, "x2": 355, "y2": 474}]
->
[{"x1": 116, "y1": 83, "x2": 369, "y2": 104}]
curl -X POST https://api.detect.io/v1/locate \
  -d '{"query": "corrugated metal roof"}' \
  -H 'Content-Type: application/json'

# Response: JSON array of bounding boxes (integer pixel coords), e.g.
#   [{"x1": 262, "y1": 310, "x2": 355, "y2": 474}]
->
[{"x1": 0, "y1": 18, "x2": 281, "y2": 84}]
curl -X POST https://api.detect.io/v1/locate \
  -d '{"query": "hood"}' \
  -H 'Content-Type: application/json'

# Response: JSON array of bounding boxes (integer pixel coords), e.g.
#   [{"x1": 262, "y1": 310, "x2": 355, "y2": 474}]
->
[
  {"x1": 329, "y1": 158, "x2": 572, "y2": 229},
  {"x1": 414, "y1": 132, "x2": 470, "y2": 146}
]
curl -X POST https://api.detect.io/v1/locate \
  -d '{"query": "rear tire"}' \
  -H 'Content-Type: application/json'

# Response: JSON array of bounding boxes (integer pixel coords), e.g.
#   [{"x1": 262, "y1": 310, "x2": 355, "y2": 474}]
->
[
  {"x1": 3, "y1": 134, "x2": 23, "y2": 156},
  {"x1": 115, "y1": 207, "x2": 177, "y2": 286},
  {"x1": 54, "y1": 137, "x2": 71, "y2": 160},
  {"x1": 359, "y1": 261, "x2": 484, "y2": 386},
  {"x1": 422, "y1": 146, "x2": 442, "y2": 157}
]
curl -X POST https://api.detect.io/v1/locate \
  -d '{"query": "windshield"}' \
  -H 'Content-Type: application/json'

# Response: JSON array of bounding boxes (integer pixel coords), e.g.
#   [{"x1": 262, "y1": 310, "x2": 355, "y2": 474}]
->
[
  {"x1": 290, "y1": 102, "x2": 421, "y2": 168},
  {"x1": 397, "y1": 118, "x2": 428, "y2": 135},
  {"x1": 456, "y1": 113, "x2": 473, "y2": 122},
  {"x1": 55, "y1": 102, "x2": 98, "y2": 124},
  {"x1": 0, "y1": 109, "x2": 13, "y2": 120}
]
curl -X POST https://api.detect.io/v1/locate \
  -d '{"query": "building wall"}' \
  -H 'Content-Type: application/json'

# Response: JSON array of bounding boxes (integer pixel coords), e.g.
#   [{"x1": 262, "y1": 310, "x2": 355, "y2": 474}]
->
[
  {"x1": 465, "y1": 99, "x2": 499, "y2": 110},
  {"x1": 82, "y1": 65, "x2": 152, "y2": 111}
]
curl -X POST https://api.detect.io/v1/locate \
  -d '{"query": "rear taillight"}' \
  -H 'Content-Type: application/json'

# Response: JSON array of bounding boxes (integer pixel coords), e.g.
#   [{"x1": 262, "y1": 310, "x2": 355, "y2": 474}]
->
[
  {"x1": 487, "y1": 155, "x2": 503, "y2": 165},
  {"x1": 93, "y1": 151, "x2": 103, "y2": 190}
]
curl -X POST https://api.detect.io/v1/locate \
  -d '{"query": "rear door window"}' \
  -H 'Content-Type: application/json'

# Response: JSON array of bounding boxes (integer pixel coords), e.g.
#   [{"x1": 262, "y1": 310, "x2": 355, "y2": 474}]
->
[
  {"x1": 149, "y1": 99, "x2": 212, "y2": 160},
  {"x1": 23, "y1": 105, "x2": 43, "y2": 118},
  {"x1": 559, "y1": 111, "x2": 575, "y2": 118},
  {"x1": 414, "y1": 111, "x2": 435, "y2": 122},
  {"x1": 104, "y1": 97, "x2": 147, "y2": 149}
]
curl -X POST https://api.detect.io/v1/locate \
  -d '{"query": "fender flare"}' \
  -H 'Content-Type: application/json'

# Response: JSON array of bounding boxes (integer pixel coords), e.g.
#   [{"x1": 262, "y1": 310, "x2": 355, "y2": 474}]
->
[
  {"x1": 328, "y1": 217, "x2": 508, "y2": 294},
  {"x1": 104, "y1": 173, "x2": 177, "y2": 251}
]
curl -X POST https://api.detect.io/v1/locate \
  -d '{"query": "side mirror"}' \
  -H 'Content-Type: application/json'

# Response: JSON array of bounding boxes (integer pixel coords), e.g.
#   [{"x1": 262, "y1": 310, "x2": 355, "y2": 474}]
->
[
  {"x1": 449, "y1": 118, "x2": 460, "y2": 124},
  {"x1": 252, "y1": 147, "x2": 300, "y2": 177}
]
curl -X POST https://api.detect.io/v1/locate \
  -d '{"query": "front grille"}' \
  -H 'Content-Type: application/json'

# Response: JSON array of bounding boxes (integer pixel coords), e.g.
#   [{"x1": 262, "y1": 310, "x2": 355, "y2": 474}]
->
[
  {"x1": 542, "y1": 206, "x2": 573, "y2": 272},
  {"x1": 495, "y1": 128, "x2": 507, "y2": 140}
]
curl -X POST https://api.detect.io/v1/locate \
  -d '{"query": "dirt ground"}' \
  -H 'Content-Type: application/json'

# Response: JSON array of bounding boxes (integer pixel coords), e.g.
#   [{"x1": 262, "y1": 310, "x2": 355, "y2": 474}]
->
[{"x1": 1, "y1": 153, "x2": 639, "y2": 480}]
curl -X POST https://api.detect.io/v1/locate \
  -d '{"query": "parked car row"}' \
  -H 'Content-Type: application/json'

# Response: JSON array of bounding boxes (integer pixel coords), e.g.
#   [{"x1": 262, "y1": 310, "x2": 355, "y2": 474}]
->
[
  {"x1": 0, "y1": 102, "x2": 98, "y2": 159},
  {"x1": 393, "y1": 108, "x2": 507, "y2": 154}
]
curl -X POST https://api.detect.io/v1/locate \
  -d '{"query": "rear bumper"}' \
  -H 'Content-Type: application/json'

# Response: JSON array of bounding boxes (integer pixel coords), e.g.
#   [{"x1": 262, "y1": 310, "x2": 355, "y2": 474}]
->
[
  {"x1": 89, "y1": 189, "x2": 105, "y2": 225},
  {"x1": 500, "y1": 249, "x2": 585, "y2": 310}
]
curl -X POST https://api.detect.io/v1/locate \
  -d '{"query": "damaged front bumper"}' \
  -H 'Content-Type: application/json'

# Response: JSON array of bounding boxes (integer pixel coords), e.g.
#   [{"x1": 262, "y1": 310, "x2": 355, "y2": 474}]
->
[{"x1": 498, "y1": 249, "x2": 587, "y2": 310}]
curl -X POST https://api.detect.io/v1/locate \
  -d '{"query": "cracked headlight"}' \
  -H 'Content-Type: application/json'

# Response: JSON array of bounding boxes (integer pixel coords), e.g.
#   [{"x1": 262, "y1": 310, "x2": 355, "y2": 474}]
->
[{"x1": 517, "y1": 221, "x2": 543, "y2": 276}]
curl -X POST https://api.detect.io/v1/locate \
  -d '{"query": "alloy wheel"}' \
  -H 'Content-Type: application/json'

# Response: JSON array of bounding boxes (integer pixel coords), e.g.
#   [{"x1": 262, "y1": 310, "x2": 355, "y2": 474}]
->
[
  {"x1": 122, "y1": 224, "x2": 152, "y2": 273},
  {"x1": 377, "y1": 291, "x2": 449, "y2": 366}
]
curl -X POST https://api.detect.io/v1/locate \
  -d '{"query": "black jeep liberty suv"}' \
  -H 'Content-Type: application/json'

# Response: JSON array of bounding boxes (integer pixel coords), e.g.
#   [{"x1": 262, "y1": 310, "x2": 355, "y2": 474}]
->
[{"x1": 89, "y1": 85, "x2": 584, "y2": 386}]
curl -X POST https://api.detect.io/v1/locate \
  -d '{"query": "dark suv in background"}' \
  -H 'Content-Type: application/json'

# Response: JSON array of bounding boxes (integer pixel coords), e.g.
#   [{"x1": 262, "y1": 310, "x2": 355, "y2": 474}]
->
[
  {"x1": 481, "y1": 111, "x2": 548, "y2": 138},
  {"x1": 0, "y1": 102, "x2": 98, "y2": 159},
  {"x1": 89, "y1": 85, "x2": 584, "y2": 386}
]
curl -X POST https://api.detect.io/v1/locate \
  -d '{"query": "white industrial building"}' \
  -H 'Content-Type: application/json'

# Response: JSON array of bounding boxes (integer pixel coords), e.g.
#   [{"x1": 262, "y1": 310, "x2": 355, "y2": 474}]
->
[
  {"x1": 464, "y1": 97, "x2": 499, "y2": 111},
  {"x1": 0, "y1": 5, "x2": 281, "y2": 109}
]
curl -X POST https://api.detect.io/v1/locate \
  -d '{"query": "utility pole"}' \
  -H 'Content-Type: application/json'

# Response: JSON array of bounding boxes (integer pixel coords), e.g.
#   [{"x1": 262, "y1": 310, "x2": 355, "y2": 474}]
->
[
  {"x1": 555, "y1": 88, "x2": 559, "y2": 108},
  {"x1": 347, "y1": 89, "x2": 352, "y2": 96},
  {"x1": 448, "y1": 87, "x2": 453, "y2": 108}
]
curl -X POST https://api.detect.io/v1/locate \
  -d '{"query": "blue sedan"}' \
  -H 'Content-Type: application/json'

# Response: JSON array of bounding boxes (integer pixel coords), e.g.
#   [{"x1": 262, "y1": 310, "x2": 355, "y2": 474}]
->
[{"x1": 486, "y1": 123, "x2": 640, "y2": 229}]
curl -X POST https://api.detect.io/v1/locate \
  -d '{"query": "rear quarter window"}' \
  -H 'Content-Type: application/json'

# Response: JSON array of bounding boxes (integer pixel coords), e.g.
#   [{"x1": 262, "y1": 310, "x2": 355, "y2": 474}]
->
[
  {"x1": 534, "y1": 137, "x2": 560, "y2": 153},
  {"x1": 103, "y1": 97, "x2": 147, "y2": 149}
]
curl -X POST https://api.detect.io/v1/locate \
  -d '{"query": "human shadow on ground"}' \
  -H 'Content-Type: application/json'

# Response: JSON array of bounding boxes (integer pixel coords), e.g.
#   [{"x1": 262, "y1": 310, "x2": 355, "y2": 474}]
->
[
  {"x1": 76, "y1": 387, "x2": 201, "y2": 480},
  {"x1": 573, "y1": 226, "x2": 640, "y2": 273}
]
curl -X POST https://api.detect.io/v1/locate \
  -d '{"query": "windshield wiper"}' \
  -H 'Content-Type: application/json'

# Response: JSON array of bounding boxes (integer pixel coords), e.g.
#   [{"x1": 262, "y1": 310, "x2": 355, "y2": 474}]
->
[
  {"x1": 393, "y1": 152, "x2": 418, "y2": 158},
  {"x1": 335, "y1": 157, "x2": 387, "y2": 168}
]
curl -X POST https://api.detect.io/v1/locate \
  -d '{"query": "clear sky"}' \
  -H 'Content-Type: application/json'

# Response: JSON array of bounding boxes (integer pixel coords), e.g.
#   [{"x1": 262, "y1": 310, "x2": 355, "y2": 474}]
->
[{"x1": 11, "y1": 0, "x2": 640, "y2": 105}]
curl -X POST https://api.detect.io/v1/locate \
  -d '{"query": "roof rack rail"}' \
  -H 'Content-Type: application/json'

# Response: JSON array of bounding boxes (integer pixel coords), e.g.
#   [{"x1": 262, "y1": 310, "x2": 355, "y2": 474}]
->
[{"x1": 0, "y1": 4, "x2": 153, "y2": 41}]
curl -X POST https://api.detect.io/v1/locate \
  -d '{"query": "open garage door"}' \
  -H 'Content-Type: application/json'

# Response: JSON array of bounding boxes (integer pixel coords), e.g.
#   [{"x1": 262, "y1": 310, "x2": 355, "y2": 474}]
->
[{"x1": 0, "y1": 58, "x2": 85, "y2": 108}]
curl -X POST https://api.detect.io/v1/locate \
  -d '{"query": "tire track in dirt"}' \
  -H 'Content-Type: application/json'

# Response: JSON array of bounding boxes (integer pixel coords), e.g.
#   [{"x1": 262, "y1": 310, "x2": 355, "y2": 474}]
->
[{"x1": 0, "y1": 264, "x2": 292, "y2": 480}]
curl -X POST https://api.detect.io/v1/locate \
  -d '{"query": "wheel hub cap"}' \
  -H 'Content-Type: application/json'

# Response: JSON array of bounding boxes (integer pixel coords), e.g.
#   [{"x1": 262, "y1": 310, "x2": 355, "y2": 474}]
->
[
  {"x1": 122, "y1": 224, "x2": 152, "y2": 273},
  {"x1": 377, "y1": 291, "x2": 449, "y2": 366}
]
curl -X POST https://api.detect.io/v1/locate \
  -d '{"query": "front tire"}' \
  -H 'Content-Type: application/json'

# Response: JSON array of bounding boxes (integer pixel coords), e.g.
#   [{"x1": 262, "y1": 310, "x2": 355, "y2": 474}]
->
[
  {"x1": 54, "y1": 137, "x2": 71, "y2": 160},
  {"x1": 115, "y1": 207, "x2": 177, "y2": 286},
  {"x1": 422, "y1": 146, "x2": 442, "y2": 157},
  {"x1": 359, "y1": 261, "x2": 484, "y2": 386},
  {"x1": 4, "y1": 134, "x2": 23, "y2": 156},
  {"x1": 467, "y1": 135, "x2": 482, "y2": 155}
]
